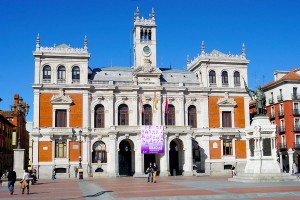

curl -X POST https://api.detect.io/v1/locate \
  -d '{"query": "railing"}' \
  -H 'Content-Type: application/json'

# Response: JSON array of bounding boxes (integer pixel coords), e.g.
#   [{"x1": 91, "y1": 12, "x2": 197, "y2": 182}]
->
[
  {"x1": 277, "y1": 95, "x2": 283, "y2": 102},
  {"x1": 278, "y1": 110, "x2": 284, "y2": 117},
  {"x1": 72, "y1": 79, "x2": 80, "y2": 83},
  {"x1": 42, "y1": 79, "x2": 51, "y2": 83},
  {"x1": 209, "y1": 83, "x2": 217, "y2": 87},
  {"x1": 57, "y1": 79, "x2": 66, "y2": 83},
  {"x1": 294, "y1": 142, "x2": 300, "y2": 149},
  {"x1": 222, "y1": 83, "x2": 229, "y2": 87},
  {"x1": 234, "y1": 83, "x2": 241, "y2": 88},
  {"x1": 277, "y1": 126, "x2": 285, "y2": 133},
  {"x1": 268, "y1": 98, "x2": 274, "y2": 104},
  {"x1": 293, "y1": 109, "x2": 300, "y2": 115},
  {"x1": 291, "y1": 93, "x2": 300, "y2": 100},
  {"x1": 294, "y1": 125, "x2": 300, "y2": 132},
  {"x1": 278, "y1": 143, "x2": 287, "y2": 149},
  {"x1": 269, "y1": 112, "x2": 275, "y2": 119}
]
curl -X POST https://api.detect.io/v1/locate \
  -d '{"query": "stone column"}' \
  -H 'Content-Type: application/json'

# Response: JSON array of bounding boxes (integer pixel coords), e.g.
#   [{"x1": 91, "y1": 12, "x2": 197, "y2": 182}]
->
[
  {"x1": 183, "y1": 133, "x2": 193, "y2": 176},
  {"x1": 82, "y1": 91, "x2": 89, "y2": 128},
  {"x1": 288, "y1": 148, "x2": 295, "y2": 174},
  {"x1": 279, "y1": 152, "x2": 283, "y2": 172},
  {"x1": 108, "y1": 133, "x2": 118, "y2": 177},
  {"x1": 159, "y1": 134, "x2": 169, "y2": 176},
  {"x1": 134, "y1": 136, "x2": 144, "y2": 176}
]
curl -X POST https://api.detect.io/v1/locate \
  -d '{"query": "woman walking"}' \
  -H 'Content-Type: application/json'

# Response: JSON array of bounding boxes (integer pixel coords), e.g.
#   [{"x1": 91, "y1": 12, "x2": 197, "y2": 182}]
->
[{"x1": 22, "y1": 169, "x2": 30, "y2": 194}]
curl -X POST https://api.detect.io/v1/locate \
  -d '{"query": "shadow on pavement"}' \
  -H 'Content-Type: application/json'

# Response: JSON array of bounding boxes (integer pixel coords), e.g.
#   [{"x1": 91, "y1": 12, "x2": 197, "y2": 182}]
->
[{"x1": 84, "y1": 191, "x2": 113, "y2": 197}]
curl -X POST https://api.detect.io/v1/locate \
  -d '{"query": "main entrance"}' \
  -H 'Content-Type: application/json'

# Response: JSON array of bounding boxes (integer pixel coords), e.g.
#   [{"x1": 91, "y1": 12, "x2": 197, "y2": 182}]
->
[
  {"x1": 169, "y1": 139, "x2": 183, "y2": 176},
  {"x1": 118, "y1": 140, "x2": 133, "y2": 176}
]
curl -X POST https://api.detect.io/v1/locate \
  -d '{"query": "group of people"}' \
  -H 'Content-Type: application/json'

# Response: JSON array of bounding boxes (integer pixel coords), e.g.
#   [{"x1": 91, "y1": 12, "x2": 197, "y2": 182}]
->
[{"x1": 146, "y1": 162, "x2": 158, "y2": 183}]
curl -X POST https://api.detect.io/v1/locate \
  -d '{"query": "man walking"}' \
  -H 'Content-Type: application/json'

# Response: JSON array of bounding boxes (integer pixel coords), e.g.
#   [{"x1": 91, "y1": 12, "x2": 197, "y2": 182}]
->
[{"x1": 7, "y1": 169, "x2": 16, "y2": 195}]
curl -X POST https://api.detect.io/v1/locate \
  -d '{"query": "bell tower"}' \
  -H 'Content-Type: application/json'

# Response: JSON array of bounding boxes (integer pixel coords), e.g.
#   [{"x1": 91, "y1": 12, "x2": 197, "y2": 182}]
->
[{"x1": 133, "y1": 7, "x2": 157, "y2": 68}]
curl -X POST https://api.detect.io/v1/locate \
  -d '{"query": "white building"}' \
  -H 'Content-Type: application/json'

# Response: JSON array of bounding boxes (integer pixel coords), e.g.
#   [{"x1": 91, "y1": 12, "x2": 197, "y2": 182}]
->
[{"x1": 31, "y1": 8, "x2": 250, "y2": 179}]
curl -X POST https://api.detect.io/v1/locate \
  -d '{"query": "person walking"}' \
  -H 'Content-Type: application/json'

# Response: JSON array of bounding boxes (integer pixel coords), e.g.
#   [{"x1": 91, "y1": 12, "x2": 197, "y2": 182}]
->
[
  {"x1": 292, "y1": 161, "x2": 297, "y2": 176},
  {"x1": 153, "y1": 162, "x2": 158, "y2": 183},
  {"x1": 7, "y1": 169, "x2": 16, "y2": 195},
  {"x1": 231, "y1": 165, "x2": 236, "y2": 177},
  {"x1": 146, "y1": 162, "x2": 153, "y2": 183},
  {"x1": 22, "y1": 169, "x2": 30, "y2": 194},
  {"x1": 51, "y1": 170, "x2": 56, "y2": 180}
]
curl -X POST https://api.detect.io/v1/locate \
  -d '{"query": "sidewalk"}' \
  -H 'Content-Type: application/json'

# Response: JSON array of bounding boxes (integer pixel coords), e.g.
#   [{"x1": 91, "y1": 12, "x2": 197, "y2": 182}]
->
[{"x1": 0, "y1": 176, "x2": 299, "y2": 200}]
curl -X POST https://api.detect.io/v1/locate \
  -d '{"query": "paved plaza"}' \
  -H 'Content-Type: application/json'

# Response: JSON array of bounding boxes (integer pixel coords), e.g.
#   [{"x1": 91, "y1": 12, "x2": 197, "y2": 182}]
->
[{"x1": 0, "y1": 176, "x2": 300, "y2": 200}]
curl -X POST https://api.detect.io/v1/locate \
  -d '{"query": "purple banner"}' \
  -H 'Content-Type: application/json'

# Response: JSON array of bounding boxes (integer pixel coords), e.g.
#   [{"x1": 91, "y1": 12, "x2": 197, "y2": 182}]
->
[{"x1": 141, "y1": 125, "x2": 164, "y2": 154}]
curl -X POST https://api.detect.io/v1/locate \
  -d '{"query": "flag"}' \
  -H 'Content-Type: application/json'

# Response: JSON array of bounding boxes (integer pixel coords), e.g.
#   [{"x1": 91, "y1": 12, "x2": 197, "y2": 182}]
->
[
  {"x1": 154, "y1": 91, "x2": 158, "y2": 110},
  {"x1": 165, "y1": 95, "x2": 169, "y2": 115},
  {"x1": 139, "y1": 95, "x2": 144, "y2": 114}
]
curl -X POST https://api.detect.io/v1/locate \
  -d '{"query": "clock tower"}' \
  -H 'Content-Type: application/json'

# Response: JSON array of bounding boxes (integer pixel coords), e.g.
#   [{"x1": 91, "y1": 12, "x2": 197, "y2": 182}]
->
[{"x1": 133, "y1": 7, "x2": 157, "y2": 68}]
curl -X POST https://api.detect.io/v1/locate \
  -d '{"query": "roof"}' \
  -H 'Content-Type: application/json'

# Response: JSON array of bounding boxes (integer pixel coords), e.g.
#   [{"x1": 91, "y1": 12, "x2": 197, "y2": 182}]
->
[{"x1": 263, "y1": 68, "x2": 300, "y2": 89}]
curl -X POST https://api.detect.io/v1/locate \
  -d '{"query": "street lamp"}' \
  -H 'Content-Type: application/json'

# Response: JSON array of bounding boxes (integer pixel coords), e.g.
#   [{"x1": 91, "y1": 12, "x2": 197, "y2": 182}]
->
[
  {"x1": 78, "y1": 130, "x2": 82, "y2": 169},
  {"x1": 11, "y1": 98, "x2": 30, "y2": 149}
]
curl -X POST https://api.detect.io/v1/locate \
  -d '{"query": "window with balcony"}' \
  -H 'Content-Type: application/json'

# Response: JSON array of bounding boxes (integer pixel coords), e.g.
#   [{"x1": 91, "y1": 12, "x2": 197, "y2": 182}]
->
[
  {"x1": 278, "y1": 103, "x2": 284, "y2": 117},
  {"x1": 72, "y1": 66, "x2": 80, "y2": 82},
  {"x1": 43, "y1": 65, "x2": 51, "y2": 82},
  {"x1": 277, "y1": 89, "x2": 283, "y2": 102},
  {"x1": 118, "y1": 104, "x2": 129, "y2": 125},
  {"x1": 269, "y1": 92, "x2": 274, "y2": 104},
  {"x1": 142, "y1": 105, "x2": 152, "y2": 125},
  {"x1": 221, "y1": 71, "x2": 228, "y2": 86},
  {"x1": 55, "y1": 139, "x2": 67, "y2": 158},
  {"x1": 223, "y1": 140, "x2": 232, "y2": 155},
  {"x1": 295, "y1": 135, "x2": 300, "y2": 149},
  {"x1": 209, "y1": 70, "x2": 216, "y2": 85},
  {"x1": 222, "y1": 111, "x2": 232, "y2": 128},
  {"x1": 233, "y1": 71, "x2": 240, "y2": 86},
  {"x1": 165, "y1": 105, "x2": 175, "y2": 126},
  {"x1": 293, "y1": 102, "x2": 299, "y2": 115},
  {"x1": 188, "y1": 105, "x2": 197, "y2": 128},
  {"x1": 55, "y1": 109, "x2": 67, "y2": 127},
  {"x1": 292, "y1": 87, "x2": 298, "y2": 100},
  {"x1": 95, "y1": 104, "x2": 105, "y2": 128},
  {"x1": 295, "y1": 118, "x2": 300, "y2": 131},
  {"x1": 92, "y1": 141, "x2": 107, "y2": 163},
  {"x1": 57, "y1": 65, "x2": 66, "y2": 83},
  {"x1": 270, "y1": 106, "x2": 275, "y2": 119}
]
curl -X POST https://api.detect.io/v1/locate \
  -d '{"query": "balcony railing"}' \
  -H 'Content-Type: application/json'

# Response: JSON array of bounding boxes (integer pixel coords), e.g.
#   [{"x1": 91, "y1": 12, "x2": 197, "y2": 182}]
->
[
  {"x1": 294, "y1": 142, "x2": 300, "y2": 149},
  {"x1": 293, "y1": 109, "x2": 300, "y2": 115},
  {"x1": 278, "y1": 110, "x2": 284, "y2": 117},
  {"x1": 222, "y1": 83, "x2": 229, "y2": 87},
  {"x1": 269, "y1": 112, "x2": 275, "y2": 119},
  {"x1": 278, "y1": 143, "x2": 287, "y2": 149},
  {"x1": 291, "y1": 93, "x2": 300, "y2": 100},
  {"x1": 294, "y1": 125, "x2": 300, "y2": 132},
  {"x1": 278, "y1": 126, "x2": 285, "y2": 133},
  {"x1": 268, "y1": 98, "x2": 274, "y2": 105},
  {"x1": 277, "y1": 95, "x2": 283, "y2": 102},
  {"x1": 57, "y1": 79, "x2": 66, "y2": 83}
]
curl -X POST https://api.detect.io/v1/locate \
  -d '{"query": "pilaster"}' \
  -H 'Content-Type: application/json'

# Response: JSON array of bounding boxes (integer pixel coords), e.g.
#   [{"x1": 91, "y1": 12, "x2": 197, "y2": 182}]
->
[
  {"x1": 288, "y1": 149, "x2": 294, "y2": 174},
  {"x1": 183, "y1": 133, "x2": 193, "y2": 176}
]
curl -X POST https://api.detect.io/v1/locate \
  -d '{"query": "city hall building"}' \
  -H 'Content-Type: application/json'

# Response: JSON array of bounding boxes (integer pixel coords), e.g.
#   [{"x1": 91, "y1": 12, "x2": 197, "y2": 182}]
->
[{"x1": 31, "y1": 8, "x2": 250, "y2": 178}]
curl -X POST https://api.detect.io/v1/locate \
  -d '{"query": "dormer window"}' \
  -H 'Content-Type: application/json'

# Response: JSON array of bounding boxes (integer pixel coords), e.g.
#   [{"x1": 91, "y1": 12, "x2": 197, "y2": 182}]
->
[
  {"x1": 57, "y1": 65, "x2": 66, "y2": 83},
  {"x1": 72, "y1": 66, "x2": 80, "y2": 82},
  {"x1": 43, "y1": 65, "x2": 51, "y2": 83}
]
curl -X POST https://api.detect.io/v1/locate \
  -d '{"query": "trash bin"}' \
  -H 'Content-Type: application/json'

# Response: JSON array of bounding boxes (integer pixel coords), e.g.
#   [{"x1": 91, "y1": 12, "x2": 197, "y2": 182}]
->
[
  {"x1": 173, "y1": 169, "x2": 176, "y2": 176},
  {"x1": 78, "y1": 169, "x2": 83, "y2": 179}
]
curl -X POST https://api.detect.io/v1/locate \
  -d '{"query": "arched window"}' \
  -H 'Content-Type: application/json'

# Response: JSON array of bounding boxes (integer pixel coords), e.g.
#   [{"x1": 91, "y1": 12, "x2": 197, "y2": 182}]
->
[
  {"x1": 234, "y1": 71, "x2": 240, "y2": 86},
  {"x1": 222, "y1": 71, "x2": 228, "y2": 86},
  {"x1": 165, "y1": 105, "x2": 175, "y2": 125},
  {"x1": 43, "y1": 65, "x2": 51, "y2": 80},
  {"x1": 94, "y1": 104, "x2": 104, "y2": 128},
  {"x1": 188, "y1": 105, "x2": 197, "y2": 128},
  {"x1": 142, "y1": 105, "x2": 152, "y2": 125},
  {"x1": 118, "y1": 104, "x2": 129, "y2": 125},
  {"x1": 57, "y1": 65, "x2": 66, "y2": 82},
  {"x1": 92, "y1": 141, "x2": 107, "y2": 163},
  {"x1": 72, "y1": 66, "x2": 80, "y2": 81},
  {"x1": 209, "y1": 70, "x2": 216, "y2": 84}
]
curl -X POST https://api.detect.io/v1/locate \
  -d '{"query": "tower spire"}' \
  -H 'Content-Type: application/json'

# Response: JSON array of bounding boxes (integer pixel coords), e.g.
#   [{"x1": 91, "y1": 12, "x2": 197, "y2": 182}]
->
[
  {"x1": 242, "y1": 43, "x2": 246, "y2": 58},
  {"x1": 151, "y1": 8, "x2": 155, "y2": 20},
  {"x1": 186, "y1": 55, "x2": 191, "y2": 64},
  {"x1": 134, "y1": 7, "x2": 140, "y2": 21},
  {"x1": 201, "y1": 41, "x2": 205, "y2": 55},
  {"x1": 36, "y1": 33, "x2": 40, "y2": 51},
  {"x1": 84, "y1": 35, "x2": 88, "y2": 50}
]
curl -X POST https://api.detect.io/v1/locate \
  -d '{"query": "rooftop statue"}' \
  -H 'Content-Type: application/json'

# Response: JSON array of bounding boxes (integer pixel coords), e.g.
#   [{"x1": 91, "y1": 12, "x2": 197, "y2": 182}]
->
[{"x1": 244, "y1": 79, "x2": 266, "y2": 115}]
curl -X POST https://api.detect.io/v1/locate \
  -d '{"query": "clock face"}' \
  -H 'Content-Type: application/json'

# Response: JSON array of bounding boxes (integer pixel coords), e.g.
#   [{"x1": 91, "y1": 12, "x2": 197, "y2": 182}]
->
[{"x1": 143, "y1": 46, "x2": 151, "y2": 54}]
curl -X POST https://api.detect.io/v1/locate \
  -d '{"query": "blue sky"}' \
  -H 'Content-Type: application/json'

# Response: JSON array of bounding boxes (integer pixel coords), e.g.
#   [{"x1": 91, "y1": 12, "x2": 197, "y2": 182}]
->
[{"x1": 0, "y1": 0, "x2": 300, "y2": 121}]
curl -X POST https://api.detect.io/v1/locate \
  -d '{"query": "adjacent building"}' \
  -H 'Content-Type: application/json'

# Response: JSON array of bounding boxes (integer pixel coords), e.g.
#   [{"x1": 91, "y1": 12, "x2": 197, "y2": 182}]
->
[
  {"x1": 262, "y1": 68, "x2": 300, "y2": 173},
  {"x1": 31, "y1": 8, "x2": 250, "y2": 178}
]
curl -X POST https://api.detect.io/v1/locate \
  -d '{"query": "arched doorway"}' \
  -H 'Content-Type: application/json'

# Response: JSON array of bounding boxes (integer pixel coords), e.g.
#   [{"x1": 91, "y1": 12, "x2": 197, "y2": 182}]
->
[
  {"x1": 169, "y1": 139, "x2": 183, "y2": 176},
  {"x1": 144, "y1": 154, "x2": 155, "y2": 173},
  {"x1": 119, "y1": 140, "x2": 134, "y2": 176}
]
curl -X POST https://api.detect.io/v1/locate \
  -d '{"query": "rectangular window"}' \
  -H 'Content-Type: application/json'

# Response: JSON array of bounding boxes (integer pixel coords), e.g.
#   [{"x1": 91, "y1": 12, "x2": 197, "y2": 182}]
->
[
  {"x1": 55, "y1": 110, "x2": 67, "y2": 127},
  {"x1": 223, "y1": 140, "x2": 232, "y2": 155},
  {"x1": 222, "y1": 111, "x2": 232, "y2": 127},
  {"x1": 55, "y1": 139, "x2": 67, "y2": 158}
]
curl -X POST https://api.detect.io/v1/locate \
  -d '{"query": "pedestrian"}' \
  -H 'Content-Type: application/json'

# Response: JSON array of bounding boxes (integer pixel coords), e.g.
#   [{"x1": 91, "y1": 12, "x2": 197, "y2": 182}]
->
[
  {"x1": 7, "y1": 169, "x2": 16, "y2": 195},
  {"x1": 231, "y1": 165, "x2": 236, "y2": 177},
  {"x1": 1, "y1": 170, "x2": 8, "y2": 179},
  {"x1": 21, "y1": 169, "x2": 30, "y2": 194},
  {"x1": 292, "y1": 161, "x2": 297, "y2": 176},
  {"x1": 51, "y1": 169, "x2": 56, "y2": 180},
  {"x1": 153, "y1": 162, "x2": 158, "y2": 183},
  {"x1": 146, "y1": 162, "x2": 153, "y2": 183}
]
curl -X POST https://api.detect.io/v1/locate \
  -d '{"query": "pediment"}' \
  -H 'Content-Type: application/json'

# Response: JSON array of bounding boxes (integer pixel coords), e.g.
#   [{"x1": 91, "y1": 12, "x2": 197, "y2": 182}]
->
[
  {"x1": 133, "y1": 65, "x2": 162, "y2": 75},
  {"x1": 217, "y1": 98, "x2": 237, "y2": 107},
  {"x1": 51, "y1": 94, "x2": 73, "y2": 104}
]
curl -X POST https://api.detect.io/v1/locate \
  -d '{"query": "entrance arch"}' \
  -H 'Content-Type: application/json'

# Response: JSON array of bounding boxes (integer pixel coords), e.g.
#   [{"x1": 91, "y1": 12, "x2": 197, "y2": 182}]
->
[
  {"x1": 169, "y1": 139, "x2": 184, "y2": 176},
  {"x1": 118, "y1": 139, "x2": 134, "y2": 176}
]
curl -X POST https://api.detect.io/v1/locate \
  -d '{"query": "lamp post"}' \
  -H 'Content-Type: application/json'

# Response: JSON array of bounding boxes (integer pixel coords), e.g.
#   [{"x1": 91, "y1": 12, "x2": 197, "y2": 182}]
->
[
  {"x1": 78, "y1": 130, "x2": 82, "y2": 169},
  {"x1": 11, "y1": 97, "x2": 30, "y2": 149}
]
